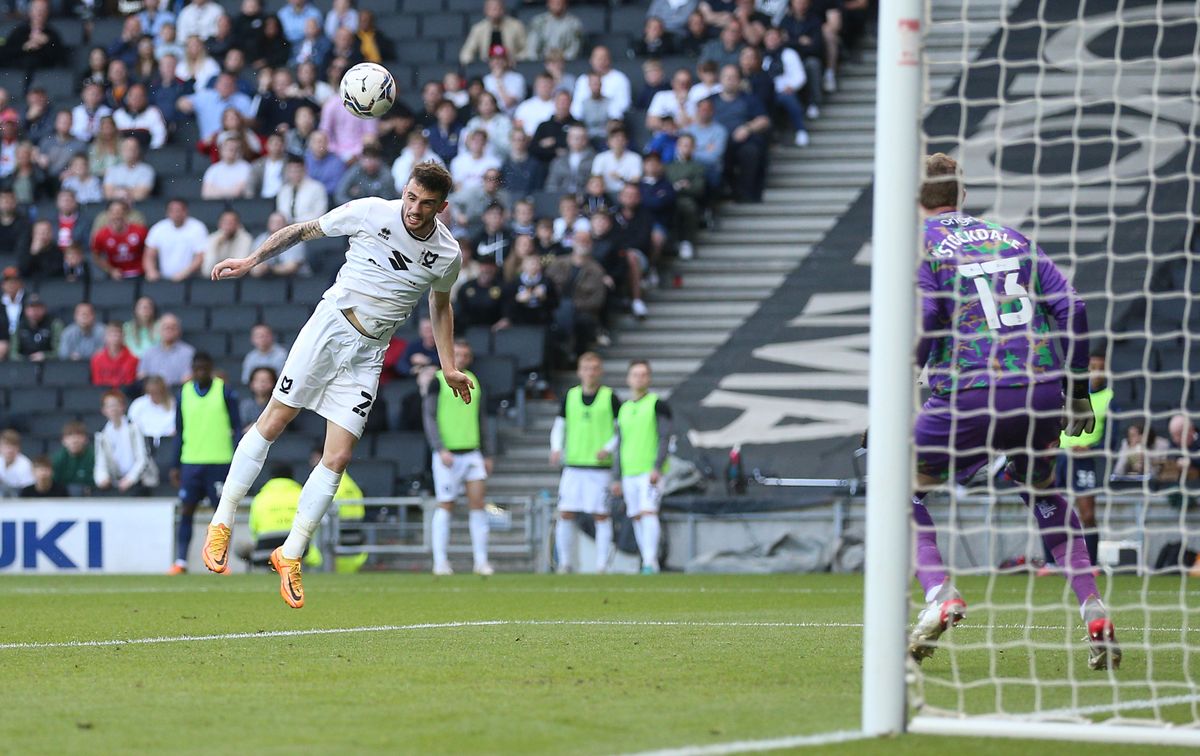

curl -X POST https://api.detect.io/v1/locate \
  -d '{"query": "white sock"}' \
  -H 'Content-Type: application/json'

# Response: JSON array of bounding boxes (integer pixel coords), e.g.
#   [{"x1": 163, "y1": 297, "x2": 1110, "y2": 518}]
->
[
  {"x1": 555, "y1": 517, "x2": 575, "y2": 570},
  {"x1": 432, "y1": 507, "x2": 451, "y2": 568},
  {"x1": 632, "y1": 516, "x2": 645, "y2": 555},
  {"x1": 211, "y1": 426, "x2": 272, "y2": 528},
  {"x1": 594, "y1": 518, "x2": 613, "y2": 572},
  {"x1": 281, "y1": 463, "x2": 342, "y2": 559},
  {"x1": 469, "y1": 508, "x2": 489, "y2": 567},
  {"x1": 925, "y1": 584, "x2": 944, "y2": 604},
  {"x1": 640, "y1": 514, "x2": 661, "y2": 569}
]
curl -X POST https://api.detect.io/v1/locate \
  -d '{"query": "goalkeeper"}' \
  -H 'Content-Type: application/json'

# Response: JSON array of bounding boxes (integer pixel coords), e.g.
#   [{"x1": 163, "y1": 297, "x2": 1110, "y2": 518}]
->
[{"x1": 906, "y1": 153, "x2": 1120, "y2": 670}]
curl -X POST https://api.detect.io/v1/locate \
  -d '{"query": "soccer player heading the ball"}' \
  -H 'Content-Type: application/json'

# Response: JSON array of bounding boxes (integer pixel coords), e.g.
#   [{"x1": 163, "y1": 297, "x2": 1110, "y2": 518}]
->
[
  {"x1": 201, "y1": 162, "x2": 472, "y2": 608},
  {"x1": 909, "y1": 153, "x2": 1120, "y2": 670}
]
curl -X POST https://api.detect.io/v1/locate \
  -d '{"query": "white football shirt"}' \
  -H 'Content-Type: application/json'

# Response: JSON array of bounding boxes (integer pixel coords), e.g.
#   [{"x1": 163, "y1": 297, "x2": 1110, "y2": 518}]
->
[{"x1": 317, "y1": 197, "x2": 462, "y2": 341}]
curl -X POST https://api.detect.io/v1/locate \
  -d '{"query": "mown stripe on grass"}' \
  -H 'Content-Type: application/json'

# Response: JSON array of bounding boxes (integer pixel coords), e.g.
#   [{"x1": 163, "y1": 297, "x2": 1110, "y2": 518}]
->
[{"x1": 616, "y1": 729, "x2": 873, "y2": 755}]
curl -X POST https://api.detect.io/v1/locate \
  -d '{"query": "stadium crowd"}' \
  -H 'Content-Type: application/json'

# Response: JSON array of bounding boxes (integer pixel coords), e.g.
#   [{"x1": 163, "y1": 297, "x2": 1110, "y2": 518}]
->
[{"x1": 0, "y1": 0, "x2": 874, "y2": 499}]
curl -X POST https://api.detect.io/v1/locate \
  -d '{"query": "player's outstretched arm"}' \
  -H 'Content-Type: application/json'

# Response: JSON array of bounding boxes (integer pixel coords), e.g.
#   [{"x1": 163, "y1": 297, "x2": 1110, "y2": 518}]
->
[
  {"x1": 429, "y1": 289, "x2": 474, "y2": 404},
  {"x1": 211, "y1": 219, "x2": 325, "y2": 280}
]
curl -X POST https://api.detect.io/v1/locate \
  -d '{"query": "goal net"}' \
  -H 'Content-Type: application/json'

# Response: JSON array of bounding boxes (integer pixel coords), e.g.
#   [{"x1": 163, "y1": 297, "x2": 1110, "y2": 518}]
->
[{"x1": 870, "y1": 0, "x2": 1200, "y2": 746}]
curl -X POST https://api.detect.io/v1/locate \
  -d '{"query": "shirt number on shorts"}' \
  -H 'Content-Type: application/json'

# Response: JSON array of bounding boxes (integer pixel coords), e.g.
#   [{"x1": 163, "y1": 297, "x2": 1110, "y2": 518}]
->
[
  {"x1": 351, "y1": 391, "x2": 373, "y2": 418},
  {"x1": 959, "y1": 258, "x2": 1033, "y2": 331}
]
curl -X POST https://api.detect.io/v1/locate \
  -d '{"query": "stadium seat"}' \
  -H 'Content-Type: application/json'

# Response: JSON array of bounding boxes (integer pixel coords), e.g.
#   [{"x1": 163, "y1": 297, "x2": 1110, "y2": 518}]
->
[
  {"x1": 189, "y1": 279, "x2": 240, "y2": 306},
  {"x1": 259, "y1": 304, "x2": 311, "y2": 333},
  {"x1": 0, "y1": 362, "x2": 40, "y2": 387},
  {"x1": 493, "y1": 325, "x2": 545, "y2": 375},
  {"x1": 61, "y1": 385, "x2": 108, "y2": 413},
  {"x1": 608, "y1": 8, "x2": 645, "y2": 37},
  {"x1": 40, "y1": 361, "x2": 92, "y2": 388},
  {"x1": 289, "y1": 276, "x2": 329, "y2": 304},
  {"x1": 270, "y1": 433, "x2": 316, "y2": 465},
  {"x1": 210, "y1": 305, "x2": 261, "y2": 333},
  {"x1": 441, "y1": 0, "x2": 476, "y2": 11},
  {"x1": 189, "y1": 332, "x2": 229, "y2": 357},
  {"x1": 465, "y1": 325, "x2": 492, "y2": 356},
  {"x1": 418, "y1": 13, "x2": 465, "y2": 39},
  {"x1": 401, "y1": 39, "x2": 442, "y2": 64},
  {"x1": 532, "y1": 190, "x2": 560, "y2": 220},
  {"x1": 87, "y1": 279, "x2": 138, "y2": 311},
  {"x1": 237, "y1": 277, "x2": 290, "y2": 305},
  {"x1": 348, "y1": 460, "x2": 397, "y2": 496},
  {"x1": 379, "y1": 378, "x2": 418, "y2": 430},
  {"x1": 403, "y1": 0, "x2": 444, "y2": 12},
  {"x1": 34, "y1": 278, "x2": 86, "y2": 307},
  {"x1": 291, "y1": 409, "x2": 328, "y2": 435},
  {"x1": 144, "y1": 147, "x2": 191, "y2": 177},
  {"x1": 18, "y1": 386, "x2": 59, "y2": 412},
  {"x1": 471, "y1": 354, "x2": 517, "y2": 414},
  {"x1": 141, "y1": 280, "x2": 189, "y2": 306},
  {"x1": 215, "y1": 357, "x2": 244, "y2": 385},
  {"x1": 379, "y1": 431, "x2": 429, "y2": 491},
  {"x1": 358, "y1": 0, "x2": 399, "y2": 11},
  {"x1": 170, "y1": 305, "x2": 209, "y2": 333}
]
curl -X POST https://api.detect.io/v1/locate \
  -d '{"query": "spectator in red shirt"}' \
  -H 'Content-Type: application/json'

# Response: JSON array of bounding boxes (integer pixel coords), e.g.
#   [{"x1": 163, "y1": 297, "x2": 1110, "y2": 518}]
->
[
  {"x1": 90, "y1": 322, "x2": 139, "y2": 388},
  {"x1": 91, "y1": 199, "x2": 147, "y2": 279}
]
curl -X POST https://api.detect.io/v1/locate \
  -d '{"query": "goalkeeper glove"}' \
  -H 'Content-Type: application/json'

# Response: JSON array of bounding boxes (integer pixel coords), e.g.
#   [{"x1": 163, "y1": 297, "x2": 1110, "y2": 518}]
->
[{"x1": 1063, "y1": 374, "x2": 1095, "y2": 436}]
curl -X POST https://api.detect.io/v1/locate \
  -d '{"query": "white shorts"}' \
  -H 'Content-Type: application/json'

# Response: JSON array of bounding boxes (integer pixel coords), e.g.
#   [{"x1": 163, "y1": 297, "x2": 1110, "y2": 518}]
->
[
  {"x1": 557, "y1": 467, "x2": 611, "y2": 515},
  {"x1": 432, "y1": 450, "x2": 488, "y2": 502},
  {"x1": 273, "y1": 299, "x2": 389, "y2": 439},
  {"x1": 622, "y1": 473, "x2": 661, "y2": 517}
]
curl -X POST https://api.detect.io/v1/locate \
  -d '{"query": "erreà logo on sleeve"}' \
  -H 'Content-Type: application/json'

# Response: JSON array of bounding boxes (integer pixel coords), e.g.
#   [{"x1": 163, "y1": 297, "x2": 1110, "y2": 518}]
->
[{"x1": 0, "y1": 520, "x2": 103, "y2": 570}]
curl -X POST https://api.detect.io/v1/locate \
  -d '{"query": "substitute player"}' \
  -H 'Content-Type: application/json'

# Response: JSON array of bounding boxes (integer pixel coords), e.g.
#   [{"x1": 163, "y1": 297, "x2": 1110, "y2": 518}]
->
[
  {"x1": 1053, "y1": 344, "x2": 1112, "y2": 566},
  {"x1": 551, "y1": 352, "x2": 621, "y2": 573},
  {"x1": 613, "y1": 360, "x2": 672, "y2": 574},
  {"x1": 424, "y1": 340, "x2": 494, "y2": 576},
  {"x1": 200, "y1": 162, "x2": 473, "y2": 608},
  {"x1": 908, "y1": 153, "x2": 1119, "y2": 669}
]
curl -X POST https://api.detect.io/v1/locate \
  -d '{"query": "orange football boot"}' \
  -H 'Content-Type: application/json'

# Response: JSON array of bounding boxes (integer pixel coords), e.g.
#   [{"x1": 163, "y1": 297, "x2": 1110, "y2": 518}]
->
[
  {"x1": 269, "y1": 547, "x2": 305, "y2": 608},
  {"x1": 202, "y1": 524, "x2": 232, "y2": 574}
]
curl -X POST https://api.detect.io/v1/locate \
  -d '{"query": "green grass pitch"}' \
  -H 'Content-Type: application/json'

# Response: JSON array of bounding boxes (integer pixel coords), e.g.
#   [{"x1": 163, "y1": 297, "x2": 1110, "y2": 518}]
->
[{"x1": 1, "y1": 573, "x2": 1196, "y2": 755}]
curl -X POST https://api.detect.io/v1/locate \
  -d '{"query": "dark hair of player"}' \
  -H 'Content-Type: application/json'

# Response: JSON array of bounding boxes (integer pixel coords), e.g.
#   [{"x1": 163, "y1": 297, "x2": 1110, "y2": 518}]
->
[
  {"x1": 628, "y1": 359, "x2": 651, "y2": 371},
  {"x1": 410, "y1": 161, "x2": 453, "y2": 201},
  {"x1": 269, "y1": 462, "x2": 296, "y2": 480},
  {"x1": 919, "y1": 153, "x2": 961, "y2": 210}
]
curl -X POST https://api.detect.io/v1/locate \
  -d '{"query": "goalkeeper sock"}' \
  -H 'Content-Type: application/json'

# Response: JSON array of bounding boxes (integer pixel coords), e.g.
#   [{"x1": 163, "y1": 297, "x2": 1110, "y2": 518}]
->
[
  {"x1": 1026, "y1": 492, "x2": 1098, "y2": 605},
  {"x1": 212, "y1": 426, "x2": 272, "y2": 528},
  {"x1": 281, "y1": 463, "x2": 342, "y2": 560},
  {"x1": 555, "y1": 518, "x2": 575, "y2": 570},
  {"x1": 640, "y1": 514, "x2": 661, "y2": 569},
  {"x1": 912, "y1": 495, "x2": 948, "y2": 597}
]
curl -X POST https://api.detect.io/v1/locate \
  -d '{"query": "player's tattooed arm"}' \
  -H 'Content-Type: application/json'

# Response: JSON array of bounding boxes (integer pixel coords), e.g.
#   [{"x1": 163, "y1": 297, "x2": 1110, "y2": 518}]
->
[
  {"x1": 213, "y1": 220, "x2": 325, "y2": 280},
  {"x1": 252, "y1": 220, "x2": 324, "y2": 264}
]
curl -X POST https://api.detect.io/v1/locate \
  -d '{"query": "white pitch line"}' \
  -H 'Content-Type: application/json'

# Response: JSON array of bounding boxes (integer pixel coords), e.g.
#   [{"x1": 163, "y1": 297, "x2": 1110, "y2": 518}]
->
[
  {"x1": 0, "y1": 620, "x2": 834, "y2": 651},
  {"x1": 0, "y1": 584, "x2": 860, "y2": 597},
  {"x1": 616, "y1": 729, "x2": 872, "y2": 756}
]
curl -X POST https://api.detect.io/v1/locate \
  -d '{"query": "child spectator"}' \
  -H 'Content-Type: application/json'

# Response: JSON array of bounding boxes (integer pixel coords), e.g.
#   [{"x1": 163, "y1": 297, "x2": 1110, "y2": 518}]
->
[
  {"x1": 0, "y1": 429, "x2": 34, "y2": 496},
  {"x1": 128, "y1": 374, "x2": 177, "y2": 452},
  {"x1": 14, "y1": 293, "x2": 62, "y2": 362},
  {"x1": 60, "y1": 154, "x2": 104, "y2": 206},
  {"x1": 123, "y1": 296, "x2": 161, "y2": 357},
  {"x1": 52, "y1": 421, "x2": 95, "y2": 496},
  {"x1": 21, "y1": 456, "x2": 66, "y2": 498},
  {"x1": 238, "y1": 366, "x2": 276, "y2": 431},
  {"x1": 498, "y1": 255, "x2": 557, "y2": 329},
  {"x1": 473, "y1": 203, "x2": 514, "y2": 267},
  {"x1": 91, "y1": 322, "x2": 140, "y2": 387},
  {"x1": 582, "y1": 174, "x2": 612, "y2": 217},
  {"x1": 93, "y1": 391, "x2": 156, "y2": 494},
  {"x1": 552, "y1": 194, "x2": 589, "y2": 251}
]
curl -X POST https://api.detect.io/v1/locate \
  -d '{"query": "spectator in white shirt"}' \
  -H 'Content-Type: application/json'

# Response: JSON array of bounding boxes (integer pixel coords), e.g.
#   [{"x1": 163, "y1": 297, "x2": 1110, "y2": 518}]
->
[
  {"x1": 276, "y1": 156, "x2": 328, "y2": 222},
  {"x1": 513, "y1": 73, "x2": 556, "y2": 137},
  {"x1": 176, "y1": 0, "x2": 226, "y2": 41},
  {"x1": 247, "y1": 132, "x2": 287, "y2": 199},
  {"x1": 201, "y1": 139, "x2": 252, "y2": 199},
  {"x1": 647, "y1": 68, "x2": 696, "y2": 132},
  {"x1": 176, "y1": 35, "x2": 221, "y2": 90},
  {"x1": 463, "y1": 92, "x2": 513, "y2": 160},
  {"x1": 324, "y1": 0, "x2": 358, "y2": 38},
  {"x1": 251, "y1": 211, "x2": 308, "y2": 277},
  {"x1": 391, "y1": 131, "x2": 445, "y2": 191},
  {"x1": 570, "y1": 46, "x2": 631, "y2": 121},
  {"x1": 70, "y1": 83, "x2": 113, "y2": 143},
  {"x1": 127, "y1": 375, "x2": 177, "y2": 449},
  {"x1": 103, "y1": 137, "x2": 156, "y2": 202},
  {"x1": 203, "y1": 209, "x2": 253, "y2": 273},
  {"x1": 483, "y1": 46, "x2": 526, "y2": 113},
  {"x1": 93, "y1": 391, "x2": 154, "y2": 493},
  {"x1": 590, "y1": 125, "x2": 642, "y2": 194},
  {"x1": 0, "y1": 429, "x2": 35, "y2": 496},
  {"x1": 450, "y1": 129, "x2": 502, "y2": 193},
  {"x1": 144, "y1": 199, "x2": 209, "y2": 281},
  {"x1": 113, "y1": 84, "x2": 168, "y2": 150}
]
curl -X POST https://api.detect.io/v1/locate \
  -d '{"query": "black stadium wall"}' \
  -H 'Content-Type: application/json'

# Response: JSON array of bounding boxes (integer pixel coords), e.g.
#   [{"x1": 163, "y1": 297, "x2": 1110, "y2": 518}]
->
[{"x1": 672, "y1": 0, "x2": 1200, "y2": 481}]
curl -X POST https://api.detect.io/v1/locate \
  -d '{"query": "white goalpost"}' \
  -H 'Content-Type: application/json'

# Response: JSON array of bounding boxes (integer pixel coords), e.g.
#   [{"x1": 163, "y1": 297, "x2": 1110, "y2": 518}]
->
[{"x1": 865, "y1": 0, "x2": 1200, "y2": 746}]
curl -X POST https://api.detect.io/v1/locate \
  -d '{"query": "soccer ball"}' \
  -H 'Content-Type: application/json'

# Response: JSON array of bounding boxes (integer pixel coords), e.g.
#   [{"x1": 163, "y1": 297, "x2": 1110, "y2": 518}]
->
[{"x1": 340, "y1": 62, "x2": 396, "y2": 119}]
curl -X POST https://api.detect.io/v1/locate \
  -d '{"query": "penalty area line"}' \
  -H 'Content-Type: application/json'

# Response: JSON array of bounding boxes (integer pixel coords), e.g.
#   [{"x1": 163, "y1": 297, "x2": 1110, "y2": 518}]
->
[
  {"x1": 0, "y1": 619, "x2": 838, "y2": 651},
  {"x1": 616, "y1": 729, "x2": 873, "y2": 756}
]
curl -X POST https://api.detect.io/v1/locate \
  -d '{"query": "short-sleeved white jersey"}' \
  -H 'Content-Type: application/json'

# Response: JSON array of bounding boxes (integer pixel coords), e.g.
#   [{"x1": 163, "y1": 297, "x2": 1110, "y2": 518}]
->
[{"x1": 317, "y1": 197, "x2": 462, "y2": 341}]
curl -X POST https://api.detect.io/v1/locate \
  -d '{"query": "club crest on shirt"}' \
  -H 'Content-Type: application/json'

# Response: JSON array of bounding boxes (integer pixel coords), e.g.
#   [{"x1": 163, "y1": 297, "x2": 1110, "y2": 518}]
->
[{"x1": 420, "y1": 249, "x2": 438, "y2": 268}]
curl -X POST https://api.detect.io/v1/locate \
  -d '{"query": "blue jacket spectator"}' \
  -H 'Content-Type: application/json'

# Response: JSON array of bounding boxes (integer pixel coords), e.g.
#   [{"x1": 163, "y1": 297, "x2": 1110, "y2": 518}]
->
[
  {"x1": 277, "y1": 0, "x2": 324, "y2": 43},
  {"x1": 178, "y1": 73, "x2": 254, "y2": 140}
]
